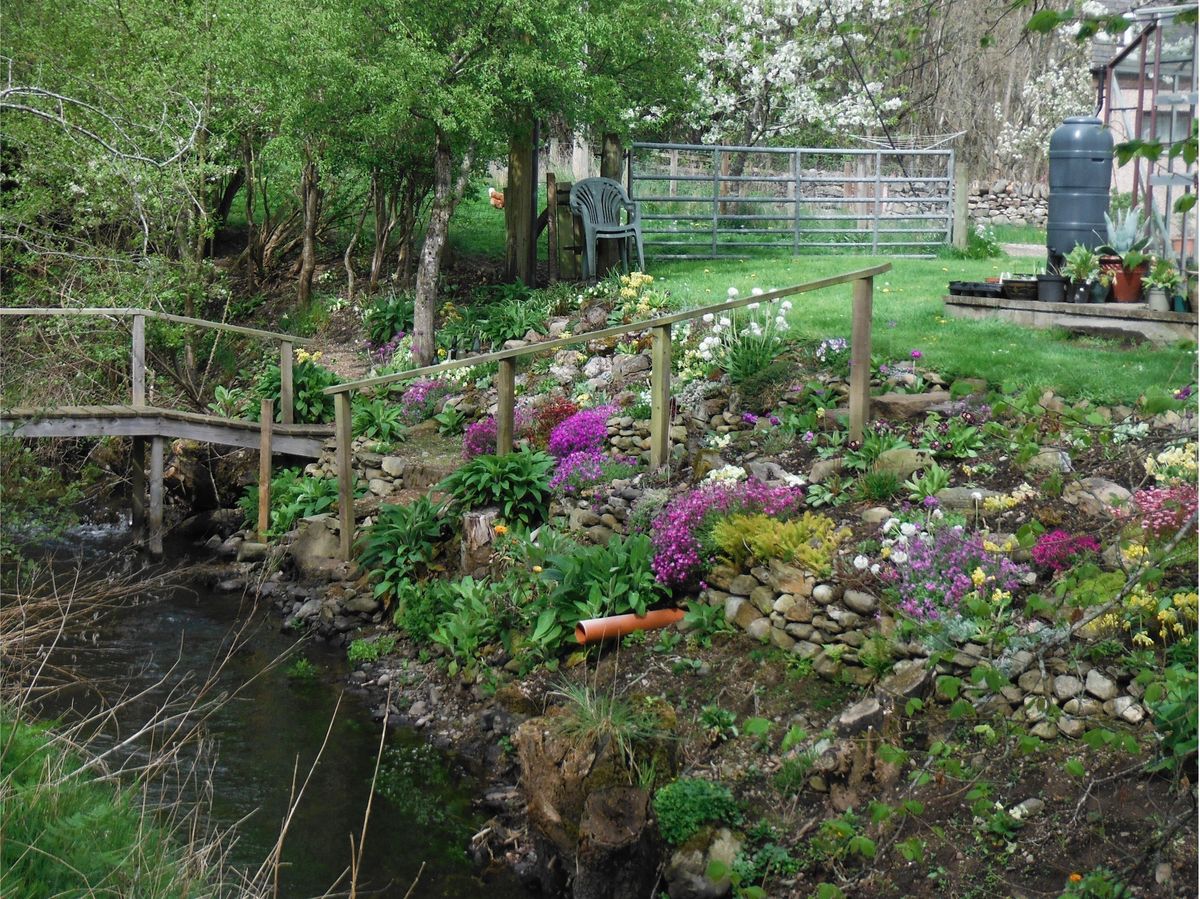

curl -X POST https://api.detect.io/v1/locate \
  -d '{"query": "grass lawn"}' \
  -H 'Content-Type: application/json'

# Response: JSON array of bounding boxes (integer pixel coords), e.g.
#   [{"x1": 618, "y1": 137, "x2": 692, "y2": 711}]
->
[{"x1": 448, "y1": 190, "x2": 1195, "y2": 405}]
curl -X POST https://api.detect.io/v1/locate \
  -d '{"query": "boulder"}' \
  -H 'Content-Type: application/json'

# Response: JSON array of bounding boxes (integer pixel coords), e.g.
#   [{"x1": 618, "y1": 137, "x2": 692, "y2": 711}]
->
[
  {"x1": 288, "y1": 518, "x2": 341, "y2": 579},
  {"x1": 1064, "y1": 478, "x2": 1132, "y2": 517},
  {"x1": 935, "y1": 486, "x2": 1002, "y2": 511},
  {"x1": 873, "y1": 448, "x2": 934, "y2": 481},
  {"x1": 872, "y1": 391, "x2": 952, "y2": 420},
  {"x1": 664, "y1": 828, "x2": 743, "y2": 899},
  {"x1": 808, "y1": 458, "x2": 844, "y2": 484},
  {"x1": 842, "y1": 589, "x2": 878, "y2": 615},
  {"x1": 1024, "y1": 448, "x2": 1072, "y2": 474},
  {"x1": 836, "y1": 697, "x2": 883, "y2": 735},
  {"x1": 1085, "y1": 669, "x2": 1118, "y2": 701}
]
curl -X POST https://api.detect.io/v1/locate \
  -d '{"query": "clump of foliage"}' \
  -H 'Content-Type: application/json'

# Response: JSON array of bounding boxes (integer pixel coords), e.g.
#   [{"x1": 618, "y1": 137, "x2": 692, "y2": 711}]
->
[
  {"x1": 430, "y1": 577, "x2": 514, "y2": 675},
  {"x1": 708, "y1": 512, "x2": 849, "y2": 576},
  {"x1": 347, "y1": 634, "x2": 398, "y2": 664},
  {"x1": 391, "y1": 578, "x2": 460, "y2": 643},
  {"x1": 542, "y1": 532, "x2": 667, "y2": 620},
  {"x1": 253, "y1": 355, "x2": 339, "y2": 424},
  {"x1": 438, "y1": 450, "x2": 554, "y2": 529},
  {"x1": 653, "y1": 778, "x2": 742, "y2": 846},
  {"x1": 549, "y1": 448, "x2": 638, "y2": 495},
  {"x1": 351, "y1": 395, "x2": 409, "y2": 444},
  {"x1": 239, "y1": 469, "x2": 339, "y2": 537},
  {"x1": 395, "y1": 378, "x2": 453, "y2": 424},
  {"x1": 531, "y1": 396, "x2": 580, "y2": 443},
  {"x1": 364, "y1": 291, "x2": 415, "y2": 345},
  {"x1": 1030, "y1": 529, "x2": 1100, "y2": 572},
  {"x1": 547, "y1": 406, "x2": 615, "y2": 458},
  {"x1": 650, "y1": 480, "x2": 808, "y2": 588},
  {"x1": 357, "y1": 496, "x2": 449, "y2": 599},
  {"x1": 552, "y1": 683, "x2": 668, "y2": 779},
  {"x1": 1, "y1": 713, "x2": 207, "y2": 896}
]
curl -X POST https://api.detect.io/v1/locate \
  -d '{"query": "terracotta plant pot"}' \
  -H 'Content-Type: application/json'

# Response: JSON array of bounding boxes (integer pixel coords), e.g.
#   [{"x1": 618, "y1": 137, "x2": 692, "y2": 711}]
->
[
  {"x1": 1100, "y1": 257, "x2": 1148, "y2": 303},
  {"x1": 574, "y1": 608, "x2": 685, "y2": 644}
]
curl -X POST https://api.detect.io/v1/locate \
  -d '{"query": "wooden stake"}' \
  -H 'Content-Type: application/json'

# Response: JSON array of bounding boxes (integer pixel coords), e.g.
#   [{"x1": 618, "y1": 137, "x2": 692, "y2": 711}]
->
[
  {"x1": 335, "y1": 391, "x2": 354, "y2": 560},
  {"x1": 257, "y1": 398, "x2": 273, "y2": 541},
  {"x1": 496, "y1": 359, "x2": 515, "y2": 455},
  {"x1": 279, "y1": 340, "x2": 294, "y2": 424},
  {"x1": 849, "y1": 276, "x2": 873, "y2": 442},
  {"x1": 649, "y1": 324, "x2": 672, "y2": 468},
  {"x1": 131, "y1": 314, "x2": 146, "y2": 407},
  {"x1": 547, "y1": 173, "x2": 559, "y2": 284},
  {"x1": 149, "y1": 435, "x2": 164, "y2": 557},
  {"x1": 130, "y1": 437, "x2": 145, "y2": 540}
]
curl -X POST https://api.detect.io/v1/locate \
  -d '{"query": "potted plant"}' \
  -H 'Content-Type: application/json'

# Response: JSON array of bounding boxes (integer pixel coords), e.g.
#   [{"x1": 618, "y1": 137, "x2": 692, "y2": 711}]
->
[
  {"x1": 1142, "y1": 257, "x2": 1181, "y2": 312},
  {"x1": 1061, "y1": 244, "x2": 1099, "y2": 303},
  {"x1": 1096, "y1": 210, "x2": 1151, "y2": 302},
  {"x1": 1036, "y1": 263, "x2": 1066, "y2": 303}
]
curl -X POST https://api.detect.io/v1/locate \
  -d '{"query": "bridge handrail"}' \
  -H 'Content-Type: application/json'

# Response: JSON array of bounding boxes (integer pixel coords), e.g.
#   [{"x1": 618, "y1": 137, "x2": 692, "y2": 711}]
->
[
  {"x1": 1, "y1": 305, "x2": 311, "y2": 424},
  {"x1": 325, "y1": 262, "x2": 890, "y2": 559},
  {"x1": 0, "y1": 306, "x2": 314, "y2": 346}
]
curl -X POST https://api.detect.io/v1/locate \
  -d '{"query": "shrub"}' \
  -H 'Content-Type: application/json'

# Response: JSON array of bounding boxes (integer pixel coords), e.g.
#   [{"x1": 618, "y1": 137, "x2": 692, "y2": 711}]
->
[
  {"x1": 553, "y1": 683, "x2": 668, "y2": 778},
  {"x1": 650, "y1": 480, "x2": 808, "y2": 588},
  {"x1": 391, "y1": 578, "x2": 459, "y2": 642},
  {"x1": 397, "y1": 378, "x2": 452, "y2": 423},
  {"x1": 463, "y1": 416, "x2": 498, "y2": 458},
  {"x1": 357, "y1": 496, "x2": 448, "y2": 599},
  {"x1": 547, "y1": 406, "x2": 616, "y2": 458},
  {"x1": 438, "y1": 450, "x2": 555, "y2": 529},
  {"x1": 1030, "y1": 530, "x2": 1100, "y2": 572},
  {"x1": 1129, "y1": 484, "x2": 1198, "y2": 539},
  {"x1": 347, "y1": 634, "x2": 397, "y2": 664},
  {"x1": 532, "y1": 396, "x2": 580, "y2": 443},
  {"x1": 253, "y1": 357, "x2": 339, "y2": 424},
  {"x1": 542, "y1": 532, "x2": 667, "y2": 620},
  {"x1": 238, "y1": 469, "x2": 339, "y2": 537},
  {"x1": 430, "y1": 577, "x2": 515, "y2": 674},
  {"x1": 708, "y1": 512, "x2": 848, "y2": 576},
  {"x1": 652, "y1": 778, "x2": 741, "y2": 846}
]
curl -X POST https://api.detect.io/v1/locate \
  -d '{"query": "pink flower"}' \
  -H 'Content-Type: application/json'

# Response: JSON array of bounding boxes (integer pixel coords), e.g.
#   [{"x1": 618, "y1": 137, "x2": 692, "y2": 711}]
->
[{"x1": 910, "y1": 349, "x2": 922, "y2": 360}]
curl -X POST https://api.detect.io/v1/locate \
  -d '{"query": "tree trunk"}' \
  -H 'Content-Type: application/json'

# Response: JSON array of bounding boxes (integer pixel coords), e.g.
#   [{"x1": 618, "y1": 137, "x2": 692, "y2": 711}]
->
[
  {"x1": 413, "y1": 133, "x2": 473, "y2": 366},
  {"x1": 369, "y1": 170, "x2": 397, "y2": 293},
  {"x1": 344, "y1": 195, "x2": 369, "y2": 298},
  {"x1": 297, "y1": 151, "x2": 320, "y2": 308},
  {"x1": 214, "y1": 167, "x2": 246, "y2": 228}
]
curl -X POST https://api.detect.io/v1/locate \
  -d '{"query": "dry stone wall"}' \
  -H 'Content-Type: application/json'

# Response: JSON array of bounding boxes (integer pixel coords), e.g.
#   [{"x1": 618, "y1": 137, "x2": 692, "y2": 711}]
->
[{"x1": 970, "y1": 179, "x2": 1049, "y2": 227}]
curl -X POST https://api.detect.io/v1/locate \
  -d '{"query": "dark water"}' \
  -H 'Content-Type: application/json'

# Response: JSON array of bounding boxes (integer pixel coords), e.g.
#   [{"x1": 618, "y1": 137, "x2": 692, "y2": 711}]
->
[{"x1": 37, "y1": 522, "x2": 530, "y2": 898}]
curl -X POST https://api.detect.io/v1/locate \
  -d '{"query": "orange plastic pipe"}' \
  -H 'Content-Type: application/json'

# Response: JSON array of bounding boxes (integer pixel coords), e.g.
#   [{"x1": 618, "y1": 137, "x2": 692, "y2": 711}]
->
[{"x1": 574, "y1": 608, "x2": 686, "y2": 645}]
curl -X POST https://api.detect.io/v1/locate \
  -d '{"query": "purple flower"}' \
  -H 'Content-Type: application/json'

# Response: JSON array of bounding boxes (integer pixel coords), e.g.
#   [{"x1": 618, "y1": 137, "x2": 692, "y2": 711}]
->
[
  {"x1": 742, "y1": 412, "x2": 759, "y2": 425},
  {"x1": 802, "y1": 431, "x2": 815, "y2": 444},
  {"x1": 549, "y1": 448, "x2": 637, "y2": 494},
  {"x1": 922, "y1": 495, "x2": 939, "y2": 509},
  {"x1": 547, "y1": 406, "x2": 616, "y2": 458},
  {"x1": 1175, "y1": 385, "x2": 1194, "y2": 400},
  {"x1": 910, "y1": 349, "x2": 922, "y2": 360},
  {"x1": 1031, "y1": 530, "x2": 1100, "y2": 572},
  {"x1": 769, "y1": 415, "x2": 781, "y2": 426}
]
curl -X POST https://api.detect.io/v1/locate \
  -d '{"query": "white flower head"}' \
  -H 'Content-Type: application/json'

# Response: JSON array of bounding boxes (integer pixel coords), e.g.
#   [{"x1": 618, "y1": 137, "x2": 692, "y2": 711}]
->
[
  {"x1": 727, "y1": 287, "x2": 739, "y2": 298},
  {"x1": 719, "y1": 317, "x2": 731, "y2": 328},
  {"x1": 971, "y1": 491, "x2": 983, "y2": 502},
  {"x1": 749, "y1": 302, "x2": 760, "y2": 310},
  {"x1": 781, "y1": 300, "x2": 793, "y2": 311},
  {"x1": 853, "y1": 555, "x2": 869, "y2": 570},
  {"x1": 751, "y1": 287, "x2": 764, "y2": 296},
  {"x1": 900, "y1": 522, "x2": 917, "y2": 537},
  {"x1": 702, "y1": 313, "x2": 714, "y2": 323},
  {"x1": 891, "y1": 550, "x2": 908, "y2": 565}
]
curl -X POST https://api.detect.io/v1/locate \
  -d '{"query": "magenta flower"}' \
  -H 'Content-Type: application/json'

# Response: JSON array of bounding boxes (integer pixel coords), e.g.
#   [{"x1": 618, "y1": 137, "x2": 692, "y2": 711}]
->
[
  {"x1": 910, "y1": 349, "x2": 923, "y2": 360},
  {"x1": 547, "y1": 406, "x2": 616, "y2": 458}
]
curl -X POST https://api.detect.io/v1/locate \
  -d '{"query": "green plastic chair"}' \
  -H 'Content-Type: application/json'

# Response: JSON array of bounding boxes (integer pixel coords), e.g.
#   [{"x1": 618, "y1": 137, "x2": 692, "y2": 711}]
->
[{"x1": 568, "y1": 177, "x2": 645, "y2": 279}]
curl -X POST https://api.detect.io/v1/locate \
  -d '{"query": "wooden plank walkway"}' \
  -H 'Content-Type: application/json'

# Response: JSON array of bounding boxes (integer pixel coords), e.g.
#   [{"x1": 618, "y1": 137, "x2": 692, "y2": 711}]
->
[{"x1": 0, "y1": 406, "x2": 332, "y2": 457}]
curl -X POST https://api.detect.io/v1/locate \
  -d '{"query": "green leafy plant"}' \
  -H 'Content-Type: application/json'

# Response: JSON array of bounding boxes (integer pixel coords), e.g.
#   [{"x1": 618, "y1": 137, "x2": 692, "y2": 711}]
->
[
  {"x1": 1058, "y1": 866, "x2": 1134, "y2": 898},
  {"x1": 286, "y1": 657, "x2": 317, "y2": 681},
  {"x1": 653, "y1": 777, "x2": 742, "y2": 846},
  {"x1": 207, "y1": 384, "x2": 249, "y2": 418},
  {"x1": 391, "y1": 578, "x2": 459, "y2": 642},
  {"x1": 699, "y1": 705, "x2": 738, "y2": 743},
  {"x1": 1062, "y1": 244, "x2": 1100, "y2": 283},
  {"x1": 437, "y1": 450, "x2": 555, "y2": 529},
  {"x1": 352, "y1": 395, "x2": 409, "y2": 444},
  {"x1": 1143, "y1": 257, "x2": 1182, "y2": 292},
  {"x1": 364, "y1": 291, "x2": 415, "y2": 344},
  {"x1": 708, "y1": 512, "x2": 848, "y2": 576},
  {"x1": 253, "y1": 358, "x2": 339, "y2": 424},
  {"x1": 431, "y1": 577, "x2": 511, "y2": 675},
  {"x1": 347, "y1": 634, "x2": 398, "y2": 664},
  {"x1": 904, "y1": 461, "x2": 951, "y2": 501},
  {"x1": 239, "y1": 469, "x2": 340, "y2": 537},
  {"x1": 357, "y1": 496, "x2": 449, "y2": 599},
  {"x1": 433, "y1": 405, "x2": 466, "y2": 436},
  {"x1": 1098, "y1": 209, "x2": 1150, "y2": 263},
  {"x1": 855, "y1": 470, "x2": 902, "y2": 502}
]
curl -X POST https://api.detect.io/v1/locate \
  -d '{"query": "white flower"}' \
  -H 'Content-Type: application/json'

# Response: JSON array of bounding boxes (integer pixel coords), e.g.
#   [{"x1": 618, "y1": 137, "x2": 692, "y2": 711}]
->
[
  {"x1": 870, "y1": 563, "x2": 881, "y2": 575},
  {"x1": 781, "y1": 300, "x2": 793, "y2": 311},
  {"x1": 853, "y1": 555, "x2": 869, "y2": 570},
  {"x1": 971, "y1": 491, "x2": 983, "y2": 502},
  {"x1": 891, "y1": 550, "x2": 908, "y2": 565},
  {"x1": 751, "y1": 287, "x2": 764, "y2": 296},
  {"x1": 900, "y1": 522, "x2": 917, "y2": 537},
  {"x1": 748, "y1": 302, "x2": 759, "y2": 310},
  {"x1": 727, "y1": 287, "x2": 739, "y2": 298},
  {"x1": 719, "y1": 317, "x2": 731, "y2": 327},
  {"x1": 932, "y1": 508, "x2": 945, "y2": 520},
  {"x1": 702, "y1": 313, "x2": 714, "y2": 323},
  {"x1": 882, "y1": 517, "x2": 899, "y2": 534}
]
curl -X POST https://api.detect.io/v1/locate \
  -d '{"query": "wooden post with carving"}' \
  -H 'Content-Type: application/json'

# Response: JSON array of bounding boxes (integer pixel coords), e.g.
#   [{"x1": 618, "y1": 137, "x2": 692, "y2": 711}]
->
[{"x1": 849, "y1": 276, "x2": 873, "y2": 442}]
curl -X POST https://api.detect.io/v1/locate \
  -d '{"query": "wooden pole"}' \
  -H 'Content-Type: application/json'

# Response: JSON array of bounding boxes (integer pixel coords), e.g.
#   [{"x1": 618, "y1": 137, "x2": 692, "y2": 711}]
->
[
  {"x1": 547, "y1": 173, "x2": 559, "y2": 284},
  {"x1": 505, "y1": 126, "x2": 536, "y2": 286},
  {"x1": 131, "y1": 314, "x2": 146, "y2": 407},
  {"x1": 149, "y1": 435, "x2": 164, "y2": 558},
  {"x1": 335, "y1": 391, "x2": 354, "y2": 560},
  {"x1": 598, "y1": 133, "x2": 624, "y2": 275},
  {"x1": 849, "y1": 276, "x2": 873, "y2": 443},
  {"x1": 279, "y1": 340, "x2": 294, "y2": 424},
  {"x1": 496, "y1": 358, "x2": 515, "y2": 455},
  {"x1": 951, "y1": 160, "x2": 969, "y2": 249},
  {"x1": 257, "y1": 398, "x2": 273, "y2": 540},
  {"x1": 649, "y1": 324, "x2": 672, "y2": 468},
  {"x1": 130, "y1": 437, "x2": 145, "y2": 541}
]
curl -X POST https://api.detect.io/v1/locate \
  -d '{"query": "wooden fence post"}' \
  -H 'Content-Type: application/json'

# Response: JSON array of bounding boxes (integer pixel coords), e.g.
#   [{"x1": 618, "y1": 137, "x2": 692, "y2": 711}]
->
[
  {"x1": 131, "y1": 314, "x2": 146, "y2": 407},
  {"x1": 257, "y1": 398, "x2": 273, "y2": 540},
  {"x1": 951, "y1": 160, "x2": 969, "y2": 249},
  {"x1": 547, "y1": 173, "x2": 559, "y2": 284},
  {"x1": 130, "y1": 437, "x2": 145, "y2": 540},
  {"x1": 849, "y1": 277, "x2": 873, "y2": 443},
  {"x1": 335, "y1": 391, "x2": 354, "y2": 561},
  {"x1": 496, "y1": 359, "x2": 515, "y2": 455},
  {"x1": 649, "y1": 324, "x2": 672, "y2": 468},
  {"x1": 149, "y1": 435, "x2": 164, "y2": 558},
  {"x1": 279, "y1": 340, "x2": 294, "y2": 424}
]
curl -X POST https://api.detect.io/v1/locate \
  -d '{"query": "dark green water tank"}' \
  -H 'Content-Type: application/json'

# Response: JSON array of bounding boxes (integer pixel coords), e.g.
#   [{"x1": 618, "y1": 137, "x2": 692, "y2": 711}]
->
[{"x1": 1047, "y1": 116, "x2": 1113, "y2": 264}]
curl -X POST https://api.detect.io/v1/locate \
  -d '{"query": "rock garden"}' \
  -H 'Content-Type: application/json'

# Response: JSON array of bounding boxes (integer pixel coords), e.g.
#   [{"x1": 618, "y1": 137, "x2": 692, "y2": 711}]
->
[{"x1": 205, "y1": 270, "x2": 1198, "y2": 899}]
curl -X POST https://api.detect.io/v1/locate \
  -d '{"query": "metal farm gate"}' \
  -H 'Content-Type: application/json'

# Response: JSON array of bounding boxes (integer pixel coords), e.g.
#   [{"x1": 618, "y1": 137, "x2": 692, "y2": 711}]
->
[{"x1": 628, "y1": 142, "x2": 956, "y2": 259}]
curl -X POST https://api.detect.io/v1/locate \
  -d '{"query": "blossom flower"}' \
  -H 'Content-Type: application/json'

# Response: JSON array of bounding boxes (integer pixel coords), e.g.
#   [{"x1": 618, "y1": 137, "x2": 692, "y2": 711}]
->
[
  {"x1": 853, "y1": 555, "x2": 869, "y2": 570},
  {"x1": 547, "y1": 406, "x2": 616, "y2": 458},
  {"x1": 802, "y1": 430, "x2": 815, "y2": 444},
  {"x1": 751, "y1": 287, "x2": 764, "y2": 296},
  {"x1": 703, "y1": 313, "x2": 714, "y2": 323},
  {"x1": 727, "y1": 287, "x2": 739, "y2": 298},
  {"x1": 494, "y1": 524, "x2": 508, "y2": 535},
  {"x1": 910, "y1": 349, "x2": 922, "y2": 359}
]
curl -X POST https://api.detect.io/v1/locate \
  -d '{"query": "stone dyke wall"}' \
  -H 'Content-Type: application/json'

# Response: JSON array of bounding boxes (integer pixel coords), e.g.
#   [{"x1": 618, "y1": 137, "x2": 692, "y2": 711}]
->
[{"x1": 970, "y1": 179, "x2": 1049, "y2": 227}]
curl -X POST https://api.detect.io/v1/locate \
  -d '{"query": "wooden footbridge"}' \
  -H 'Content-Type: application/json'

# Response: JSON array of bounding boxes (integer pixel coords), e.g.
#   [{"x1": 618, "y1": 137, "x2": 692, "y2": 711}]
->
[{"x1": 0, "y1": 307, "x2": 332, "y2": 555}]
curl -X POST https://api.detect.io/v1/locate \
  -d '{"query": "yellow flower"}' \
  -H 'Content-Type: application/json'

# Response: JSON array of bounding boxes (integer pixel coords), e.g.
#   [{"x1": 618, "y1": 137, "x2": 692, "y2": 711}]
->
[
  {"x1": 437, "y1": 347, "x2": 447, "y2": 358},
  {"x1": 494, "y1": 524, "x2": 508, "y2": 536},
  {"x1": 1069, "y1": 873, "x2": 1082, "y2": 883},
  {"x1": 971, "y1": 567, "x2": 987, "y2": 588},
  {"x1": 816, "y1": 407, "x2": 826, "y2": 420},
  {"x1": 532, "y1": 565, "x2": 542, "y2": 574},
  {"x1": 991, "y1": 588, "x2": 1011, "y2": 603},
  {"x1": 1132, "y1": 632, "x2": 1155, "y2": 648}
]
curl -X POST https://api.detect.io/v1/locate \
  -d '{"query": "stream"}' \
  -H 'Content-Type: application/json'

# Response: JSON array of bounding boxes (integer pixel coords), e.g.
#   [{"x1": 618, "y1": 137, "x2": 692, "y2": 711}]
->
[{"x1": 33, "y1": 521, "x2": 531, "y2": 898}]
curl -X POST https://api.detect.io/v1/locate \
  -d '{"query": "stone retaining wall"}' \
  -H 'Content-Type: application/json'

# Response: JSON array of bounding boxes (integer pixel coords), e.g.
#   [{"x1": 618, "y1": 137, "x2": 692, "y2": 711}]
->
[{"x1": 970, "y1": 179, "x2": 1049, "y2": 227}]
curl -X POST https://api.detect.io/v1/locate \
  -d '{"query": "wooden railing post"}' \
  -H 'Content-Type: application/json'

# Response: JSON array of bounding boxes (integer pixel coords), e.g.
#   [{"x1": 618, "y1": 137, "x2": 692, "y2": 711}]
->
[
  {"x1": 649, "y1": 324, "x2": 672, "y2": 468},
  {"x1": 849, "y1": 276, "x2": 873, "y2": 443},
  {"x1": 130, "y1": 437, "x2": 145, "y2": 540},
  {"x1": 335, "y1": 391, "x2": 354, "y2": 560},
  {"x1": 496, "y1": 359, "x2": 515, "y2": 455},
  {"x1": 279, "y1": 340, "x2": 294, "y2": 424},
  {"x1": 149, "y1": 435, "x2": 164, "y2": 557},
  {"x1": 131, "y1": 314, "x2": 146, "y2": 407},
  {"x1": 257, "y1": 398, "x2": 273, "y2": 540}
]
